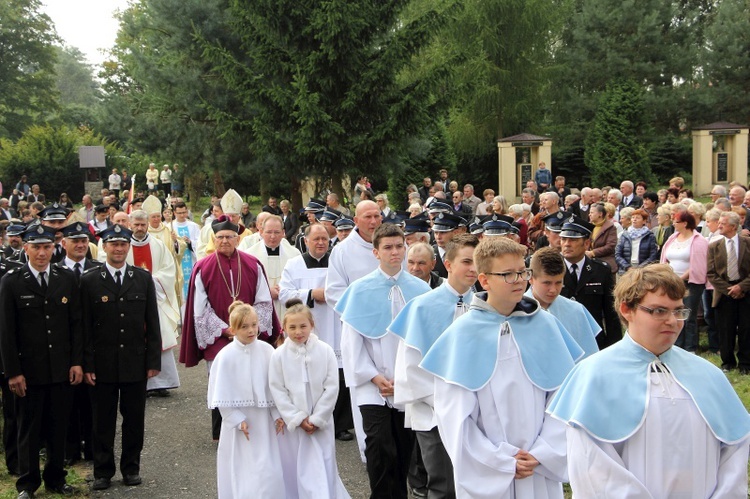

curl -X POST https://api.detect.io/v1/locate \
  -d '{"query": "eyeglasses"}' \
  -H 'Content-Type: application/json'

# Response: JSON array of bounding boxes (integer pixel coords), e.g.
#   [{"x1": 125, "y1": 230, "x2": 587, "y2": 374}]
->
[
  {"x1": 215, "y1": 235, "x2": 237, "y2": 241},
  {"x1": 485, "y1": 269, "x2": 533, "y2": 284},
  {"x1": 636, "y1": 305, "x2": 691, "y2": 321}
]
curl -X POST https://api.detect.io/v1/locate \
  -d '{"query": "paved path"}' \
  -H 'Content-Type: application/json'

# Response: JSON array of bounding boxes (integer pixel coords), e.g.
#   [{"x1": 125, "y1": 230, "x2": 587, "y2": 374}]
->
[{"x1": 83, "y1": 342, "x2": 371, "y2": 498}]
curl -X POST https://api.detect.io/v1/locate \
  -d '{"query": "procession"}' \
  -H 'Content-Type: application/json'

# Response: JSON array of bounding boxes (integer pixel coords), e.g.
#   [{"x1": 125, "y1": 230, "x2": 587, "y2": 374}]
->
[{"x1": 0, "y1": 167, "x2": 748, "y2": 499}]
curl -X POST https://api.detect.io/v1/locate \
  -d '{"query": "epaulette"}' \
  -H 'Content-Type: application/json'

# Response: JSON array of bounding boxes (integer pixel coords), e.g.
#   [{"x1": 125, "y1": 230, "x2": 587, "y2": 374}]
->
[
  {"x1": 5, "y1": 267, "x2": 18, "y2": 275},
  {"x1": 82, "y1": 266, "x2": 99, "y2": 274}
]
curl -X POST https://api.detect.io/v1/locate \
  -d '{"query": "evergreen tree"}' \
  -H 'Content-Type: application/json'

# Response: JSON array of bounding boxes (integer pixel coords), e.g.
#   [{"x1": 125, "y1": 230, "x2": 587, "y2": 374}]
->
[
  {"x1": 0, "y1": 0, "x2": 59, "y2": 139},
  {"x1": 584, "y1": 80, "x2": 652, "y2": 186}
]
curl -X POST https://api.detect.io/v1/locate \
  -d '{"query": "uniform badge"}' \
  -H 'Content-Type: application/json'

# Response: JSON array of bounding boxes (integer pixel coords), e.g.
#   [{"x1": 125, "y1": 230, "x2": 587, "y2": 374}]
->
[
  {"x1": 61, "y1": 297, "x2": 68, "y2": 304},
  {"x1": 37, "y1": 226, "x2": 44, "y2": 234},
  {"x1": 114, "y1": 225, "x2": 122, "y2": 233},
  {"x1": 102, "y1": 296, "x2": 109, "y2": 302}
]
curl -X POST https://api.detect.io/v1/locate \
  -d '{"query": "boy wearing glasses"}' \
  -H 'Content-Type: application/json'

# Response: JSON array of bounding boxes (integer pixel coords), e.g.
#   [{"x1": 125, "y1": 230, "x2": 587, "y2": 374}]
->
[
  {"x1": 549, "y1": 264, "x2": 750, "y2": 497},
  {"x1": 420, "y1": 237, "x2": 583, "y2": 498}
]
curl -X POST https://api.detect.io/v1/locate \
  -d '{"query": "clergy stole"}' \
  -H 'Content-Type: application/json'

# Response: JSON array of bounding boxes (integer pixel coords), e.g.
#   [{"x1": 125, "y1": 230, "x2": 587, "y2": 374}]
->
[
  {"x1": 132, "y1": 243, "x2": 153, "y2": 272},
  {"x1": 175, "y1": 224, "x2": 196, "y2": 299}
]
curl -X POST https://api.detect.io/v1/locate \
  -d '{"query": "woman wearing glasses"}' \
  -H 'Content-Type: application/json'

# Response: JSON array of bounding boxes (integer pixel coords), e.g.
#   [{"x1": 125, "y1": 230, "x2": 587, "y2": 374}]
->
[
  {"x1": 659, "y1": 209, "x2": 708, "y2": 352},
  {"x1": 548, "y1": 264, "x2": 750, "y2": 497}
]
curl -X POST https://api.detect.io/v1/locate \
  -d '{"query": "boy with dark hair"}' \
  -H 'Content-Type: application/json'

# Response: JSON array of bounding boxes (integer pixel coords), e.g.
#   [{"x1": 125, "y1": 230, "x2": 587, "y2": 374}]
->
[
  {"x1": 336, "y1": 224, "x2": 430, "y2": 498},
  {"x1": 527, "y1": 247, "x2": 600, "y2": 358},
  {"x1": 421, "y1": 237, "x2": 582, "y2": 498}
]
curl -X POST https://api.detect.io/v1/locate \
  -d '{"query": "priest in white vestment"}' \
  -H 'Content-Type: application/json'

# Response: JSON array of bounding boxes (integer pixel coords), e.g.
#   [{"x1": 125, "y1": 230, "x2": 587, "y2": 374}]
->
[
  {"x1": 143, "y1": 195, "x2": 186, "y2": 307},
  {"x1": 245, "y1": 215, "x2": 300, "y2": 322},
  {"x1": 548, "y1": 264, "x2": 750, "y2": 498},
  {"x1": 169, "y1": 201, "x2": 201, "y2": 301}
]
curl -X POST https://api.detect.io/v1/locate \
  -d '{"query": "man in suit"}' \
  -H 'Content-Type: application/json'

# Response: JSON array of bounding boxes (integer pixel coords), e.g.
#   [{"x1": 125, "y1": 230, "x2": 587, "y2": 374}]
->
[
  {"x1": 26, "y1": 185, "x2": 45, "y2": 204},
  {"x1": 81, "y1": 225, "x2": 161, "y2": 491},
  {"x1": 280, "y1": 199, "x2": 300, "y2": 244},
  {"x1": 0, "y1": 225, "x2": 82, "y2": 498},
  {"x1": 619, "y1": 180, "x2": 643, "y2": 209},
  {"x1": 559, "y1": 216, "x2": 621, "y2": 349},
  {"x1": 0, "y1": 198, "x2": 16, "y2": 221},
  {"x1": 418, "y1": 178, "x2": 432, "y2": 204},
  {"x1": 706, "y1": 211, "x2": 750, "y2": 373},
  {"x1": 58, "y1": 222, "x2": 102, "y2": 465},
  {"x1": 451, "y1": 191, "x2": 474, "y2": 217}
]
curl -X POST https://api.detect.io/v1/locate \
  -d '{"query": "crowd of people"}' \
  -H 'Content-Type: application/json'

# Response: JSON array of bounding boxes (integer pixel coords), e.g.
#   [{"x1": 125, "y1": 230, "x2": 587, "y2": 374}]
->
[{"x1": 0, "y1": 166, "x2": 748, "y2": 498}]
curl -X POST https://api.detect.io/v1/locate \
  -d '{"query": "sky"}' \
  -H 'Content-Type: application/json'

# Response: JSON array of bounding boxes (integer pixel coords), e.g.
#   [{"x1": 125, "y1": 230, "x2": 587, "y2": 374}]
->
[{"x1": 41, "y1": 0, "x2": 132, "y2": 68}]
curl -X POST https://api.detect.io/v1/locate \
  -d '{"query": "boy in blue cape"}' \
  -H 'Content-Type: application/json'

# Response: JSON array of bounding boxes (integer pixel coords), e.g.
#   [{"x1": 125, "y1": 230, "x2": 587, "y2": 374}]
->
[
  {"x1": 548, "y1": 263, "x2": 750, "y2": 497},
  {"x1": 335, "y1": 224, "x2": 430, "y2": 498},
  {"x1": 420, "y1": 237, "x2": 582, "y2": 498}
]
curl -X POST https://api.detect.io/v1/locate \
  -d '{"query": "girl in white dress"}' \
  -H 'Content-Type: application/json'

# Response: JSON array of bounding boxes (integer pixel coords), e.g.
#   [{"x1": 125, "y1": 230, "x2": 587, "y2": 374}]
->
[
  {"x1": 270, "y1": 299, "x2": 350, "y2": 499},
  {"x1": 207, "y1": 301, "x2": 286, "y2": 498}
]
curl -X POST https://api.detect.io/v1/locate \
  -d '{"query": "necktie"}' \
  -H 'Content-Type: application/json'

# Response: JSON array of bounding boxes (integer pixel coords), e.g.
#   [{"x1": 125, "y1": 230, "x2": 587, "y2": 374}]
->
[
  {"x1": 74, "y1": 263, "x2": 82, "y2": 280},
  {"x1": 727, "y1": 240, "x2": 740, "y2": 281},
  {"x1": 570, "y1": 263, "x2": 579, "y2": 289},
  {"x1": 39, "y1": 271, "x2": 48, "y2": 293},
  {"x1": 115, "y1": 270, "x2": 122, "y2": 288}
]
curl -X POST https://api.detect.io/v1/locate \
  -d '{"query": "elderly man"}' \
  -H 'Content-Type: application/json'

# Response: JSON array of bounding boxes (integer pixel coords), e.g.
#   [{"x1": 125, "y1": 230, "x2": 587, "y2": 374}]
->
[
  {"x1": 326, "y1": 192, "x2": 350, "y2": 216},
  {"x1": 78, "y1": 195, "x2": 95, "y2": 223},
  {"x1": 180, "y1": 216, "x2": 281, "y2": 439},
  {"x1": 1, "y1": 225, "x2": 82, "y2": 498},
  {"x1": 619, "y1": 181, "x2": 642, "y2": 208},
  {"x1": 204, "y1": 190, "x2": 252, "y2": 255},
  {"x1": 462, "y1": 185, "x2": 482, "y2": 213},
  {"x1": 404, "y1": 217, "x2": 431, "y2": 246},
  {"x1": 245, "y1": 215, "x2": 301, "y2": 321},
  {"x1": 707, "y1": 211, "x2": 750, "y2": 373},
  {"x1": 279, "y1": 223, "x2": 354, "y2": 441},
  {"x1": 407, "y1": 242, "x2": 443, "y2": 289},
  {"x1": 0, "y1": 198, "x2": 15, "y2": 221},
  {"x1": 711, "y1": 185, "x2": 728, "y2": 203}
]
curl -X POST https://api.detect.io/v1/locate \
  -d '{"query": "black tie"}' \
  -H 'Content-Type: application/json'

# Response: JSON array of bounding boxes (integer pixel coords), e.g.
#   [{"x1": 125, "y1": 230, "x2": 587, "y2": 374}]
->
[
  {"x1": 570, "y1": 263, "x2": 579, "y2": 289},
  {"x1": 39, "y1": 271, "x2": 48, "y2": 294},
  {"x1": 74, "y1": 263, "x2": 82, "y2": 280},
  {"x1": 115, "y1": 270, "x2": 122, "y2": 288}
]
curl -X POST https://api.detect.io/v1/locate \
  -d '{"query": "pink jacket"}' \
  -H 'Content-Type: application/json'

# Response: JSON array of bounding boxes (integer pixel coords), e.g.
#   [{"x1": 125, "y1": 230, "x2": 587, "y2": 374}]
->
[{"x1": 660, "y1": 230, "x2": 708, "y2": 285}]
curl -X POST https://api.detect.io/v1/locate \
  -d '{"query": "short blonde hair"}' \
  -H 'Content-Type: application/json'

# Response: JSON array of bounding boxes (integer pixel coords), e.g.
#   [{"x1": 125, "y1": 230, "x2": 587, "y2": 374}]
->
[
  {"x1": 619, "y1": 207, "x2": 635, "y2": 220},
  {"x1": 614, "y1": 264, "x2": 686, "y2": 325},
  {"x1": 474, "y1": 237, "x2": 526, "y2": 275}
]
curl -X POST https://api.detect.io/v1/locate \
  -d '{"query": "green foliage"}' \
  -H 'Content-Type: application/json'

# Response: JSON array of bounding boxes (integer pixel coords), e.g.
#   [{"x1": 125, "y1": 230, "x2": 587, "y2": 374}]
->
[
  {"x1": 648, "y1": 134, "x2": 693, "y2": 186},
  {"x1": 0, "y1": 125, "x2": 122, "y2": 201},
  {"x1": 584, "y1": 80, "x2": 652, "y2": 186},
  {"x1": 203, "y1": 0, "x2": 460, "y2": 198},
  {"x1": 429, "y1": 0, "x2": 562, "y2": 159},
  {"x1": 702, "y1": 0, "x2": 750, "y2": 126},
  {"x1": 51, "y1": 46, "x2": 102, "y2": 129},
  {"x1": 0, "y1": 0, "x2": 59, "y2": 139}
]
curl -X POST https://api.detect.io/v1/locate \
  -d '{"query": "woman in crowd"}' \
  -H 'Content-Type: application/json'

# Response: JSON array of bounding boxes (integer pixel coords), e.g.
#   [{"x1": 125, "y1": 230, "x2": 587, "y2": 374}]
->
[
  {"x1": 615, "y1": 209, "x2": 658, "y2": 275},
  {"x1": 687, "y1": 201, "x2": 706, "y2": 234},
  {"x1": 491, "y1": 195, "x2": 507, "y2": 216},
  {"x1": 586, "y1": 202, "x2": 618, "y2": 274},
  {"x1": 659, "y1": 210, "x2": 707, "y2": 352},
  {"x1": 652, "y1": 205, "x2": 673, "y2": 253},
  {"x1": 58, "y1": 192, "x2": 73, "y2": 209}
]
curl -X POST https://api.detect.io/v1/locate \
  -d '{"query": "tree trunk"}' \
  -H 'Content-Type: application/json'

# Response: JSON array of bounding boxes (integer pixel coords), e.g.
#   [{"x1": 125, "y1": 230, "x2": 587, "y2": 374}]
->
[
  {"x1": 290, "y1": 175, "x2": 303, "y2": 212},
  {"x1": 212, "y1": 167, "x2": 225, "y2": 197}
]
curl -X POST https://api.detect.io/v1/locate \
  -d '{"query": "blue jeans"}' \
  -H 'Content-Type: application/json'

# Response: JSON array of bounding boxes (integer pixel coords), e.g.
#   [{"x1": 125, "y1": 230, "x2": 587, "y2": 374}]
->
[{"x1": 702, "y1": 289, "x2": 719, "y2": 352}]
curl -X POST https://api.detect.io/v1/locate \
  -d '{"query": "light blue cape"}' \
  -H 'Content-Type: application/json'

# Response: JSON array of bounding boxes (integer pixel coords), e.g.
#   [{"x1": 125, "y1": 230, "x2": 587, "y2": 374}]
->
[
  {"x1": 420, "y1": 294, "x2": 584, "y2": 391},
  {"x1": 335, "y1": 269, "x2": 430, "y2": 339},
  {"x1": 547, "y1": 334, "x2": 750, "y2": 444},
  {"x1": 388, "y1": 283, "x2": 473, "y2": 355},
  {"x1": 525, "y1": 288, "x2": 600, "y2": 358}
]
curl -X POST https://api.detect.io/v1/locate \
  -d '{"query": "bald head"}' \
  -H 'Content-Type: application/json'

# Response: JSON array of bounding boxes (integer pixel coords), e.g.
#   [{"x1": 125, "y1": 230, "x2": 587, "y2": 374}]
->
[
  {"x1": 255, "y1": 211, "x2": 272, "y2": 231},
  {"x1": 354, "y1": 200, "x2": 382, "y2": 243}
]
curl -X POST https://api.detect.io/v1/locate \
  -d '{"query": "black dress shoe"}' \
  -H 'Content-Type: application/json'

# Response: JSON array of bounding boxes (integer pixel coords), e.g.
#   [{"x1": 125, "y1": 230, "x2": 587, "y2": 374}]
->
[
  {"x1": 45, "y1": 483, "x2": 74, "y2": 495},
  {"x1": 92, "y1": 477, "x2": 111, "y2": 490},
  {"x1": 335, "y1": 431, "x2": 354, "y2": 441},
  {"x1": 122, "y1": 474, "x2": 142, "y2": 486},
  {"x1": 17, "y1": 491, "x2": 33, "y2": 499}
]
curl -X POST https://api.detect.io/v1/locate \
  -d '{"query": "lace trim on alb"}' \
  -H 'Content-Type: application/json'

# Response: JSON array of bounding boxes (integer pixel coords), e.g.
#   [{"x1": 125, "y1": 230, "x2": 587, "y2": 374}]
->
[
  {"x1": 195, "y1": 308, "x2": 228, "y2": 349},
  {"x1": 210, "y1": 399, "x2": 276, "y2": 408},
  {"x1": 255, "y1": 302, "x2": 274, "y2": 334}
]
